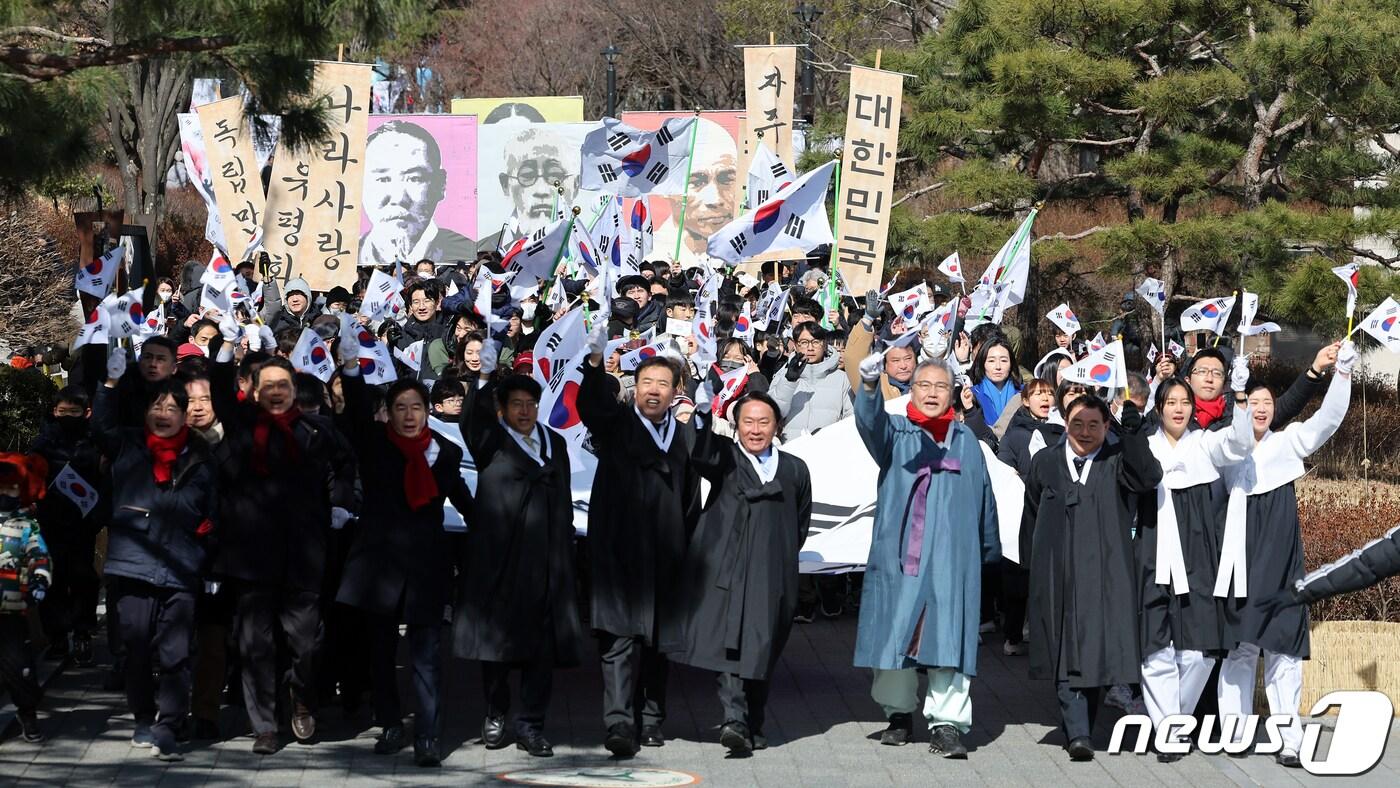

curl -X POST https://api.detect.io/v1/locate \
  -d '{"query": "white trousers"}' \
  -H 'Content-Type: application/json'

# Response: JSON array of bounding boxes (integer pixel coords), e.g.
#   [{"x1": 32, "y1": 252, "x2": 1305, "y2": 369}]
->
[
  {"x1": 1218, "y1": 642, "x2": 1304, "y2": 755},
  {"x1": 870, "y1": 667, "x2": 972, "y2": 734},
  {"x1": 1141, "y1": 644, "x2": 1215, "y2": 728}
]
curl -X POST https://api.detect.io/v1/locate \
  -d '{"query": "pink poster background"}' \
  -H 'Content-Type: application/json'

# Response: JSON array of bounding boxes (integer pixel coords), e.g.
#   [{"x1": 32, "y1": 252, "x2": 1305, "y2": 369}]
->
[{"x1": 360, "y1": 114, "x2": 478, "y2": 240}]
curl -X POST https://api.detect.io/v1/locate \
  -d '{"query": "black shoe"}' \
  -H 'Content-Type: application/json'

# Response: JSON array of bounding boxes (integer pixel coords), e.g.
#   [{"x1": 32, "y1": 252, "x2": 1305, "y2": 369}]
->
[
  {"x1": 73, "y1": 634, "x2": 94, "y2": 666},
  {"x1": 1067, "y1": 736, "x2": 1095, "y2": 762},
  {"x1": 1156, "y1": 752, "x2": 1184, "y2": 763},
  {"x1": 516, "y1": 730, "x2": 554, "y2": 757},
  {"x1": 374, "y1": 725, "x2": 407, "y2": 754},
  {"x1": 819, "y1": 598, "x2": 844, "y2": 619},
  {"x1": 720, "y1": 721, "x2": 752, "y2": 756},
  {"x1": 928, "y1": 725, "x2": 968, "y2": 759},
  {"x1": 482, "y1": 715, "x2": 508, "y2": 749},
  {"x1": 18, "y1": 712, "x2": 43, "y2": 743},
  {"x1": 192, "y1": 718, "x2": 220, "y2": 741},
  {"x1": 640, "y1": 724, "x2": 665, "y2": 747},
  {"x1": 752, "y1": 731, "x2": 768, "y2": 750},
  {"x1": 605, "y1": 722, "x2": 638, "y2": 757},
  {"x1": 879, "y1": 712, "x2": 914, "y2": 746},
  {"x1": 1276, "y1": 751, "x2": 1302, "y2": 768},
  {"x1": 793, "y1": 602, "x2": 816, "y2": 624},
  {"x1": 252, "y1": 732, "x2": 278, "y2": 755},
  {"x1": 151, "y1": 731, "x2": 184, "y2": 762},
  {"x1": 413, "y1": 738, "x2": 441, "y2": 768}
]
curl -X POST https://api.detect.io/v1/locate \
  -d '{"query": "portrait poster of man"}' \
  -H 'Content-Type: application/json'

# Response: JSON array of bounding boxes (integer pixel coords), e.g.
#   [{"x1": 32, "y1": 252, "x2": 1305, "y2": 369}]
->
[
  {"x1": 359, "y1": 115, "x2": 478, "y2": 267},
  {"x1": 474, "y1": 121, "x2": 602, "y2": 254},
  {"x1": 621, "y1": 111, "x2": 742, "y2": 271},
  {"x1": 450, "y1": 96, "x2": 584, "y2": 123}
]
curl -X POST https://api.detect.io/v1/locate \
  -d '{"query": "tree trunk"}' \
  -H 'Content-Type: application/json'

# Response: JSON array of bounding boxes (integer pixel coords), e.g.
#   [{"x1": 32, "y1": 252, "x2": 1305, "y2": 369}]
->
[{"x1": 107, "y1": 57, "x2": 193, "y2": 228}]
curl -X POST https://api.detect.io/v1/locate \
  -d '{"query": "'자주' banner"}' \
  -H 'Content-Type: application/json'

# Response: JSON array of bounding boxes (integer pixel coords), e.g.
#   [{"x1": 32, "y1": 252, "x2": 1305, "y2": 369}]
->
[
  {"x1": 833, "y1": 65, "x2": 903, "y2": 294},
  {"x1": 737, "y1": 45, "x2": 801, "y2": 274},
  {"x1": 196, "y1": 96, "x2": 266, "y2": 264},
  {"x1": 261, "y1": 61, "x2": 373, "y2": 290}
]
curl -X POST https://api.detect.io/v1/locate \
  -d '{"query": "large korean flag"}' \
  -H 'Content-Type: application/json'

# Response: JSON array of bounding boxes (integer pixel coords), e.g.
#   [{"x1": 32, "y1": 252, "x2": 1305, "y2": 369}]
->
[
  {"x1": 706, "y1": 160, "x2": 837, "y2": 264},
  {"x1": 580, "y1": 117, "x2": 697, "y2": 197}
]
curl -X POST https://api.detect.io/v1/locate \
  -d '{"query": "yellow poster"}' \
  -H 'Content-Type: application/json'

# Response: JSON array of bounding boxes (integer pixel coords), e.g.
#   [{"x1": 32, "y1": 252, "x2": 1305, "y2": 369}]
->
[
  {"x1": 449, "y1": 96, "x2": 584, "y2": 123},
  {"x1": 834, "y1": 66, "x2": 904, "y2": 294},
  {"x1": 195, "y1": 96, "x2": 265, "y2": 264},
  {"x1": 261, "y1": 61, "x2": 373, "y2": 291}
]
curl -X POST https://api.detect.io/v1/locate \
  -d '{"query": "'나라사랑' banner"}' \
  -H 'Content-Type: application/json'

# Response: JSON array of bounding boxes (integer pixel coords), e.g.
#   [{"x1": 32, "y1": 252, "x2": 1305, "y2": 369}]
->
[
  {"x1": 834, "y1": 65, "x2": 903, "y2": 295},
  {"x1": 196, "y1": 96, "x2": 266, "y2": 264},
  {"x1": 261, "y1": 61, "x2": 373, "y2": 291}
]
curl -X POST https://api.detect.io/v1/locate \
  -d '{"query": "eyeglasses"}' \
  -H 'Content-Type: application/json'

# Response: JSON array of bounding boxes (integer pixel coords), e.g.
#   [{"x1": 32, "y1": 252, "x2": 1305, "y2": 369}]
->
[
  {"x1": 438, "y1": 396, "x2": 464, "y2": 406},
  {"x1": 507, "y1": 162, "x2": 570, "y2": 188},
  {"x1": 795, "y1": 339, "x2": 825, "y2": 349},
  {"x1": 912, "y1": 381, "x2": 952, "y2": 393},
  {"x1": 1191, "y1": 368, "x2": 1224, "y2": 380}
]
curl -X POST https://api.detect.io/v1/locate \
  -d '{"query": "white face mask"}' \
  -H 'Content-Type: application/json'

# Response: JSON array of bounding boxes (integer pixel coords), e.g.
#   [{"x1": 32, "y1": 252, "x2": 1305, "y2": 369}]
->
[
  {"x1": 522, "y1": 302, "x2": 537, "y2": 321},
  {"x1": 158, "y1": 290, "x2": 173, "y2": 302},
  {"x1": 328, "y1": 305, "x2": 346, "y2": 315}
]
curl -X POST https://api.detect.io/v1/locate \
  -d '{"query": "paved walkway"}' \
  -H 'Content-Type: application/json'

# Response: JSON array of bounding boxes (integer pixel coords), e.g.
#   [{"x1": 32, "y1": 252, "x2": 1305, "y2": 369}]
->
[{"x1": 3, "y1": 611, "x2": 1399, "y2": 786}]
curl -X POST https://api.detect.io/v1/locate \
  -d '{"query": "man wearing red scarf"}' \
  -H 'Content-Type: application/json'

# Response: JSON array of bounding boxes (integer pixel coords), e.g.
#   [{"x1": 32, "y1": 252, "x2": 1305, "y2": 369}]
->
[
  {"x1": 205, "y1": 348, "x2": 359, "y2": 757},
  {"x1": 1185, "y1": 345, "x2": 1335, "y2": 432},
  {"x1": 851, "y1": 354, "x2": 1002, "y2": 760},
  {"x1": 93, "y1": 350, "x2": 217, "y2": 762},
  {"x1": 334, "y1": 356, "x2": 473, "y2": 769}
]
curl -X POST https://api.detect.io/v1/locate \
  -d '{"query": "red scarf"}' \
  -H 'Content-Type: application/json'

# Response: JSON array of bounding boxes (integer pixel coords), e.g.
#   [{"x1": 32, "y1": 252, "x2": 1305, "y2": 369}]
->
[
  {"x1": 1193, "y1": 395, "x2": 1227, "y2": 429},
  {"x1": 906, "y1": 401, "x2": 956, "y2": 443},
  {"x1": 386, "y1": 424, "x2": 438, "y2": 511},
  {"x1": 146, "y1": 427, "x2": 189, "y2": 485},
  {"x1": 252, "y1": 407, "x2": 302, "y2": 476}
]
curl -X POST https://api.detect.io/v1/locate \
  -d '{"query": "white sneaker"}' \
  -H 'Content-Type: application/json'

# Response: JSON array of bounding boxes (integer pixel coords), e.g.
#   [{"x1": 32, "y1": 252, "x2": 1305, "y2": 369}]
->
[{"x1": 979, "y1": 620, "x2": 998, "y2": 634}]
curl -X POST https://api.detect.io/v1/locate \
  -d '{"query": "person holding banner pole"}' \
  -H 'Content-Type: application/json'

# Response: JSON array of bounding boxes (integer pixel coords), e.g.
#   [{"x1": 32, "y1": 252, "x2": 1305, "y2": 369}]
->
[
  {"x1": 852, "y1": 354, "x2": 1001, "y2": 759},
  {"x1": 577, "y1": 321, "x2": 700, "y2": 757}
]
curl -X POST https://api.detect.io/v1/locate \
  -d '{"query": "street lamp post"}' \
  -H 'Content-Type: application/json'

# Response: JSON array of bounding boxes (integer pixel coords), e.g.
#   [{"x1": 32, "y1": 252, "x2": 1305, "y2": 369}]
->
[
  {"x1": 794, "y1": 2, "x2": 823, "y2": 125},
  {"x1": 602, "y1": 44, "x2": 620, "y2": 118}
]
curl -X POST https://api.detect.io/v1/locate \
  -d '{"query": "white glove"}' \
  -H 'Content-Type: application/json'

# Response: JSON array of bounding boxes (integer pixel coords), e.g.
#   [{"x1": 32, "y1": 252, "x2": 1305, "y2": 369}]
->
[
  {"x1": 106, "y1": 348, "x2": 128, "y2": 382},
  {"x1": 330, "y1": 506, "x2": 354, "y2": 530},
  {"x1": 219, "y1": 319, "x2": 241, "y2": 343},
  {"x1": 858, "y1": 353, "x2": 884, "y2": 385},
  {"x1": 259, "y1": 326, "x2": 276, "y2": 351},
  {"x1": 1229, "y1": 354, "x2": 1250, "y2": 393},
  {"x1": 479, "y1": 340, "x2": 499, "y2": 376},
  {"x1": 246, "y1": 327, "x2": 263, "y2": 352},
  {"x1": 586, "y1": 320, "x2": 609, "y2": 357},
  {"x1": 1335, "y1": 340, "x2": 1357, "y2": 376},
  {"x1": 203, "y1": 580, "x2": 221, "y2": 595},
  {"x1": 337, "y1": 337, "x2": 359, "y2": 369}
]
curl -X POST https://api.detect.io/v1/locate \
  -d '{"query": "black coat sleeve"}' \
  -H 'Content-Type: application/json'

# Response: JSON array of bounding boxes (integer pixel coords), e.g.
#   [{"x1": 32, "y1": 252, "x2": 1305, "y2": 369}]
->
[
  {"x1": 1270, "y1": 368, "x2": 1326, "y2": 430},
  {"x1": 1116, "y1": 421, "x2": 1163, "y2": 494},
  {"x1": 964, "y1": 402, "x2": 999, "y2": 451},
  {"x1": 209, "y1": 357, "x2": 241, "y2": 426},
  {"x1": 1019, "y1": 456, "x2": 1045, "y2": 564},
  {"x1": 1297, "y1": 525, "x2": 1400, "y2": 604}
]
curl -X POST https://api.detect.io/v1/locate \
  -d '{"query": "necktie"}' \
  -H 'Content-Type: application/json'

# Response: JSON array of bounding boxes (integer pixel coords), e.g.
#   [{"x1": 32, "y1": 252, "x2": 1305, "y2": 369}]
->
[
  {"x1": 1073, "y1": 456, "x2": 1087, "y2": 482},
  {"x1": 523, "y1": 432, "x2": 538, "y2": 455}
]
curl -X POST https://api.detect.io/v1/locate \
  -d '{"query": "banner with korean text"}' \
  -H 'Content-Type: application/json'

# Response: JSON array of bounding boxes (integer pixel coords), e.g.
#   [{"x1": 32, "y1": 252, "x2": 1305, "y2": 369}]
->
[
  {"x1": 833, "y1": 65, "x2": 903, "y2": 294},
  {"x1": 738, "y1": 45, "x2": 800, "y2": 274},
  {"x1": 195, "y1": 96, "x2": 266, "y2": 264},
  {"x1": 261, "y1": 61, "x2": 373, "y2": 291}
]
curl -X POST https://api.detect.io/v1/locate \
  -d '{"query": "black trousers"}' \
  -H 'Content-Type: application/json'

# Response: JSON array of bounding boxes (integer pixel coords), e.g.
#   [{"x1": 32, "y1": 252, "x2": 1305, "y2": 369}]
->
[
  {"x1": 1056, "y1": 680, "x2": 1104, "y2": 743},
  {"x1": 597, "y1": 632, "x2": 668, "y2": 729},
  {"x1": 0, "y1": 615, "x2": 42, "y2": 714},
  {"x1": 370, "y1": 616, "x2": 442, "y2": 742},
  {"x1": 1000, "y1": 560, "x2": 1029, "y2": 645},
  {"x1": 482, "y1": 652, "x2": 555, "y2": 736},
  {"x1": 113, "y1": 578, "x2": 195, "y2": 742},
  {"x1": 235, "y1": 585, "x2": 322, "y2": 735},
  {"x1": 191, "y1": 589, "x2": 234, "y2": 723},
  {"x1": 41, "y1": 534, "x2": 100, "y2": 641},
  {"x1": 717, "y1": 673, "x2": 769, "y2": 733}
]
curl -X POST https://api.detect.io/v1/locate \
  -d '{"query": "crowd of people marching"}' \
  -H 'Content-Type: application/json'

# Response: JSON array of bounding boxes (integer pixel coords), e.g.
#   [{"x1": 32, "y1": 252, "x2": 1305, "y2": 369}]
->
[{"x1": 2, "y1": 247, "x2": 1396, "y2": 771}]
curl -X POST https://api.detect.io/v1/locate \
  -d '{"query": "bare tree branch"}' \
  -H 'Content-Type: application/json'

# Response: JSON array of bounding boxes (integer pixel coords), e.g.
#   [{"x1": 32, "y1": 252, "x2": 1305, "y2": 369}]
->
[
  {"x1": 0, "y1": 26, "x2": 110, "y2": 47},
  {"x1": 0, "y1": 35, "x2": 235, "y2": 81},
  {"x1": 893, "y1": 180, "x2": 946, "y2": 207}
]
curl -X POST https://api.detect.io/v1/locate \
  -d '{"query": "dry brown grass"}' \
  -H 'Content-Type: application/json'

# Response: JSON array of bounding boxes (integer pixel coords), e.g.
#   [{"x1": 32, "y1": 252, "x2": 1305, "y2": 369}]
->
[{"x1": 1298, "y1": 479, "x2": 1400, "y2": 622}]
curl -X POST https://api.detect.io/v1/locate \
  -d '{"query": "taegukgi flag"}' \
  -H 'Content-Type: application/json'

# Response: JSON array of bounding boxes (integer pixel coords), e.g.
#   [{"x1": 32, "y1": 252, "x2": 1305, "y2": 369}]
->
[
  {"x1": 580, "y1": 116, "x2": 698, "y2": 197},
  {"x1": 706, "y1": 160, "x2": 837, "y2": 265},
  {"x1": 1179, "y1": 295, "x2": 1237, "y2": 336}
]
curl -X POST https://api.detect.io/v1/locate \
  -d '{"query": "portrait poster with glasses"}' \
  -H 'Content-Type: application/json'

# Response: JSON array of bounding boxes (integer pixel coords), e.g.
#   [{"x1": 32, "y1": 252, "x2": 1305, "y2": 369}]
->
[
  {"x1": 474, "y1": 121, "x2": 603, "y2": 256},
  {"x1": 621, "y1": 111, "x2": 743, "y2": 273},
  {"x1": 358, "y1": 114, "x2": 478, "y2": 267}
]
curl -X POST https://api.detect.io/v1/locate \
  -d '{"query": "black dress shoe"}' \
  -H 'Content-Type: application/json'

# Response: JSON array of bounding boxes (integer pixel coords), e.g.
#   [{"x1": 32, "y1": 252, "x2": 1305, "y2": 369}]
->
[
  {"x1": 374, "y1": 724, "x2": 407, "y2": 754},
  {"x1": 640, "y1": 724, "x2": 665, "y2": 747},
  {"x1": 879, "y1": 712, "x2": 914, "y2": 746},
  {"x1": 605, "y1": 722, "x2": 639, "y2": 757},
  {"x1": 929, "y1": 725, "x2": 968, "y2": 759},
  {"x1": 414, "y1": 738, "x2": 441, "y2": 767},
  {"x1": 252, "y1": 732, "x2": 279, "y2": 755},
  {"x1": 1067, "y1": 736, "x2": 1095, "y2": 762},
  {"x1": 482, "y1": 715, "x2": 508, "y2": 749},
  {"x1": 720, "y1": 721, "x2": 752, "y2": 756},
  {"x1": 517, "y1": 730, "x2": 554, "y2": 757},
  {"x1": 18, "y1": 712, "x2": 43, "y2": 743},
  {"x1": 752, "y1": 731, "x2": 768, "y2": 750},
  {"x1": 1276, "y1": 751, "x2": 1302, "y2": 768},
  {"x1": 1156, "y1": 751, "x2": 1184, "y2": 763}
]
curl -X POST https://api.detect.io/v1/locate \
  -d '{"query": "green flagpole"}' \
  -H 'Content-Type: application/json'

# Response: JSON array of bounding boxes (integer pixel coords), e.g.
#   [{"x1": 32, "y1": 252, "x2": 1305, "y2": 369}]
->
[
  {"x1": 672, "y1": 112, "x2": 702, "y2": 261},
  {"x1": 827, "y1": 156, "x2": 843, "y2": 273}
]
